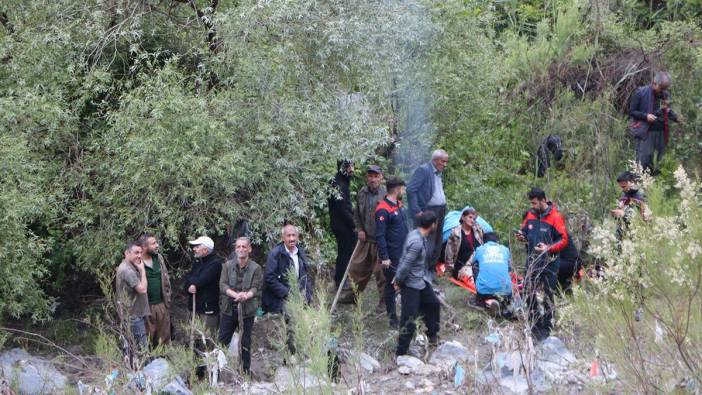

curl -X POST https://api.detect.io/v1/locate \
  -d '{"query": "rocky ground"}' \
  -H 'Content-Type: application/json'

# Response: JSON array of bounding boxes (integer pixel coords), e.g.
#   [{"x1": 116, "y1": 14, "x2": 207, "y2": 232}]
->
[{"x1": 0, "y1": 278, "x2": 619, "y2": 394}]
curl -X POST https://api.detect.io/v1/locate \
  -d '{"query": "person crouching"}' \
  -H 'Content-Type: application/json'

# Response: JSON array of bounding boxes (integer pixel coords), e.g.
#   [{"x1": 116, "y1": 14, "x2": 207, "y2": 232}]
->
[{"x1": 458, "y1": 232, "x2": 513, "y2": 317}]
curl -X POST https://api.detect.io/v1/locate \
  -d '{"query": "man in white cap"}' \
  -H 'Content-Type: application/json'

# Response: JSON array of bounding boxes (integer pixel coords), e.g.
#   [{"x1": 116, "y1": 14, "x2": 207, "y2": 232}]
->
[{"x1": 184, "y1": 235, "x2": 223, "y2": 340}]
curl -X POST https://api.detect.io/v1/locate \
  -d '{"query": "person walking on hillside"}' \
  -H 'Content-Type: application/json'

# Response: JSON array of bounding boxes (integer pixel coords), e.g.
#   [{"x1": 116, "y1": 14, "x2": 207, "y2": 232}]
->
[
  {"x1": 629, "y1": 71, "x2": 679, "y2": 173},
  {"x1": 516, "y1": 188, "x2": 569, "y2": 341},
  {"x1": 376, "y1": 176, "x2": 409, "y2": 328},
  {"x1": 328, "y1": 160, "x2": 356, "y2": 287},
  {"x1": 407, "y1": 149, "x2": 449, "y2": 267},
  {"x1": 338, "y1": 165, "x2": 386, "y2": 306},
  {"x1": 115, "y1": 242, "x2": 149, "y2": 356},
  {"x1": 184, "y1": 236, "x2": 223, "y2": 341},
  {"x1": 445, "y1": 207, "x2": 485, "y2": 280},
  {"x1": 394, "y1": 211, "x2": 441, "y2": 356},
  {"x1": 137, "y1": 234, "x2": 172, "y2": 347},
  {"x1": 219, "y1": 237, "x2": 263, "y2": 374},
  {"x1": 611, "y1": 170, "x2": 651, "y2": 240}
]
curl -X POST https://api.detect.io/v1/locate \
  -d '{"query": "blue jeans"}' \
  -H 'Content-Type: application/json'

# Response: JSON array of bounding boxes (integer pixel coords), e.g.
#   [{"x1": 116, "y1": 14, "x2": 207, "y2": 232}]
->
[{"x1": 130, "y1": 316, "x2": 148, "y2": 350}]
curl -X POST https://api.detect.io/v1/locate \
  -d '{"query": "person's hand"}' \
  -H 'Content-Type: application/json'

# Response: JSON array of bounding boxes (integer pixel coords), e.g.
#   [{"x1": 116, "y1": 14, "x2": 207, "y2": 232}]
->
[
  {"x1": 611, "y1": 208, "x2": 625, "y2": 218},
  {"x1": 133, "y1": 257, "x2": 145, "y2": 271},
  {"x1": 188, "y1": 284, "x2": 197, "y2": 294},
  {"x1": 357, "y1": 230, "x2": 366, "y2": 242},
  {"x1": 646, "y1": 113, "x2": 657, "y2": 123},
  {"x1": 392, "y1": 278, "x2": 400, "y2": 293},
  {"x1": 534, "y1": 243, "x2": 548, "y2": 253},
  {"x1": 381, "y1": 259, "x2": 391, "y2": 268},
  {"x1": 515, "y1": 231, "x2": 527, "y2": 243},
  {"x1": 458, "y1": 266, "x2": 472, "y2": 280}
]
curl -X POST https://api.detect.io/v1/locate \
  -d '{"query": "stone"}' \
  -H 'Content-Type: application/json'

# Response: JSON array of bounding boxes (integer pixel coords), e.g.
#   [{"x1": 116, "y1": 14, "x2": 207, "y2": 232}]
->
[
  {"x1": 0, "y1": 348, "x2": 67, "y2": 395},
  {"x1": 538, "y1": 337, "x2": 576, "y2": 365},
  {"x1": 499, "y1": 375, "x2": 530, "y2": 394},
  {"x1": 404, "y1": 381, "x2": 415, "y2": 390},
  {"x1": 398, "y1": 366, "x2": 411, "y2": 375},
  {"x1": 247, "y1": 382, "x2": 278, "y2": 394},
  {"x1": 141, "y1": 358, "x2": 192, "y2": 395},
  {"x1": 429, "y1": 340, "x2": 471, "y2": 366},
  {"x1": 354, "y1": 351, "x2": 380, "y2": 373},
  {"x1": 273, "y1": 366, "x2": 321, "y2": 391},
  {"x1": 396, "y1": 355, "x2": 425, "y2": 370}
]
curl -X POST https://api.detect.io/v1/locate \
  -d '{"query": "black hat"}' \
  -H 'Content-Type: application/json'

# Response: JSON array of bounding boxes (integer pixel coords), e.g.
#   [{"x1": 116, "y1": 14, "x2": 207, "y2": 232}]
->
[{"x1": 367, "y1": 165, "x2": 383, "y2": 175}]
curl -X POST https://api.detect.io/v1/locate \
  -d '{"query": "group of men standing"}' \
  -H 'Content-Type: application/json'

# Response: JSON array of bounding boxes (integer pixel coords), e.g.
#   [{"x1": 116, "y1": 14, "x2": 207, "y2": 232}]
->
[{"x1": 116, "y1": 224, "x2": 314, "y2": 374}]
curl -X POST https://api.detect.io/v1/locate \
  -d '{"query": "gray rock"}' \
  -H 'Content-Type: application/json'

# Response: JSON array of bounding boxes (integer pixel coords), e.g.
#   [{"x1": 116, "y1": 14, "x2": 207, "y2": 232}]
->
[
  {"x1": 247, "y1": 382, "x2": 278, "y2": 394},
  {"x1": 396, "y1": 355, "x2": 425, "y2": 370},
  {"x1": 353, "y1": 351, "x2": 380, "y2": 373},
  {"x1": 538, "y1": 337, "x2": 576, "y2": 365},
  {"x1": 142, "y1": 358, "x2": 192, "y2": 395},
  {"x1": 161, "y1": 376, "x2": 192, "y2": 395},
  {"x1": 429, "y1": 340, "x2": 471, "y2": 366},
  {"x1": 398, "y1": 366, "x2": 412, "y2": 375},
  {"x1": 404, "y1": 381, "x2": 415, "y2": 390},
  {"x1": 0, "y1": 348, "x2": 67, "y2": 395},
  {"x1": 273, "y1": 366, "x2": 321, "y2": 391}
]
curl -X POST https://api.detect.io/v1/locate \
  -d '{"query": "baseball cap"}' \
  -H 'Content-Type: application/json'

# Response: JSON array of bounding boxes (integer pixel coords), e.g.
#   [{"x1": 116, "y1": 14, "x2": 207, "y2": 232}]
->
[
  {"x1": 367, "y1": 165, "x2": 383, "y2": 175},
  {"x1": 188, "y1": 236, "x2": 214, "y2": 250}
]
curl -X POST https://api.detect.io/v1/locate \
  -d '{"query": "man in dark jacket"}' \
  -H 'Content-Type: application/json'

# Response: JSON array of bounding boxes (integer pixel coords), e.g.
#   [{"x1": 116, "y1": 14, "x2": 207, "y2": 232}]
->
[
  {"x1": 185, "y1": 236, "x2": 223, "y2": 340},
  {"x1": 517, "y1": 188, "x2": 568, "y2": 341},
  {"x1": 557, "y1": 232, "x2": 581, "y2": 295},
  {"x1": 262, "y1": 224, "x2": 314, "y2": 313},
  {"x1": 629, "y1": 71, "x2": 679, "y2": 172},
  {"x1": 376, "y1": 176, "x2": 409, "y2": 327},
  {"x1": 328, "y1": 160, "x2": 356, "y2": 286},
  {"x1": 407, "y1": 149, "x2": 449, "y2": 267},
  {"x1": 262, "y1": 224, "x2": 314, "y2": 354},
  {"x1": 219, "y1": 237, "x2": 263, "y2": 374},
  {"x1": 393, "y1": 211, "x2": 440, "y2": 356}
]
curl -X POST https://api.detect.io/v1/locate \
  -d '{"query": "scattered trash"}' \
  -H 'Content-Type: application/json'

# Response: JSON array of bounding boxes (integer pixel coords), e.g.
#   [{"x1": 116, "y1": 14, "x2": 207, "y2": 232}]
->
[
  {"x1": 589, "y1": 359, "x2": 599, "y2": 378},
  {"x1": 453, "y1": 362, "x2": 465, "y2": 387}
]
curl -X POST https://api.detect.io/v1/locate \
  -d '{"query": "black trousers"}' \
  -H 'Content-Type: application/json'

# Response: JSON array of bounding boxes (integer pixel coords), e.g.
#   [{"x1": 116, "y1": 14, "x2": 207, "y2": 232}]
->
[
  {"x1": 332, "y1": 226, "x2": 357, "y2": 286},
  {"x1": 557, "y1": 258, "x2": 580, "y2": 295},
  {"x1": 524, "y1": 262, "x2": 558, "y2": 339},
  {"x1": 396, "y1": 282, "x2": 441, "y2": 356},
  {"x1": 383, "y1": 267, "x2": 398, "y2": 320},
  {"x1": 425, "y1": 205, "x2": 446, "y2": 266},
  {"x1": 218, "y1": 313, "x2": 255, "y2": 371}
]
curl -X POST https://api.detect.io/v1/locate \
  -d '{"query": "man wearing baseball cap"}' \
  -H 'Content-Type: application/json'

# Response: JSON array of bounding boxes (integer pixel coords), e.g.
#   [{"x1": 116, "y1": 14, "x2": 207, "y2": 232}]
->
[
  {"x1": 184, "y1": 236, "x2": 223, "y2": 340},
  {"x1": 339, "y1": 165, "x2": 386, "y2": 307}
]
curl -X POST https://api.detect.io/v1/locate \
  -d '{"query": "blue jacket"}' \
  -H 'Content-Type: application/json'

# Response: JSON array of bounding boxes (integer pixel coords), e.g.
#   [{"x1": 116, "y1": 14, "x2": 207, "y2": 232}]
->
[
  {"x1": 375, "y1": 197, "x2": 408, "y2": 266},
  {"x1": 471, "y1": 241, "x2": 512, "y2": 296},
  {"x1": 395, "y1": 229, "x2": 431, "y2": 290},
  {"x1": 262, "y1": 243, "x2": 313, "y2": 313},
  {"x1": 407, "y1": 162, "x2": 437, "y2": 219}
]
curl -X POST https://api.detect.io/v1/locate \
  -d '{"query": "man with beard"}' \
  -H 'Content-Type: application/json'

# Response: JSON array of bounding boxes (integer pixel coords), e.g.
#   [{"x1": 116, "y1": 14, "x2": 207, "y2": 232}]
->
[
  {"x1": 517, "y1": 188, "x2": 568, "y2": 341},
  {"x1": 184, "y1": 236, "x2": 223, "y2": 340},
  {"x1": 376, "y1": 176, "x2": 409, "y2": 328},
  {"x1": 338, "y1": 165, "x2": 386, "y2": 305},
  {"x1": 328, "y1": 160, "x2": 356, "y2": 287},
  {"x1": 219, "y1": 237, "x2": 263, "y2": 374},
  {"x1": 137, "y1": 233, "x2": 172, "y2": 347}
]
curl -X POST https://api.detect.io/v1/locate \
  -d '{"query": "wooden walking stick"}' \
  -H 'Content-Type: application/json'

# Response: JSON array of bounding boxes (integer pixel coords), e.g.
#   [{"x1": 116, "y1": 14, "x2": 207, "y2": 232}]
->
[
  {"x1": 189, "y1": 293, "x2": 196, "y2": 351},
  {"x1": 330, "y1": 241, "x2": 361, "y2": 314}
]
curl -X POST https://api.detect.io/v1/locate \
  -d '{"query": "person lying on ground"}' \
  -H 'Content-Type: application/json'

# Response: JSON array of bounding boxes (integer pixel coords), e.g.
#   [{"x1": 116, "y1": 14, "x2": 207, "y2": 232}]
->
[
  {"x1": 445, "y1": 207, "x2": 484, "y2": 279},
  {"x1": 458, "y1": 232, "x2": 512, "y2": 317}
]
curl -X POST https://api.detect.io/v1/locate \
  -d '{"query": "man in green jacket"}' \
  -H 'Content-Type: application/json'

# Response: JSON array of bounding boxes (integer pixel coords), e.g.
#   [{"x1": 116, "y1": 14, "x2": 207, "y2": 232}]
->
[
  {"x1": 137, "y1": 233, "x2": 172, "y2": 347},
  {"x1": 219, "y1": 237, "x2": 263, "y2": 374}
]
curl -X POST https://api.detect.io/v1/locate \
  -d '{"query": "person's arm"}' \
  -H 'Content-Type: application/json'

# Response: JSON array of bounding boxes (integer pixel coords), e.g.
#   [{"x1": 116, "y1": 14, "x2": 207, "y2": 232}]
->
[
  {"x1": 629, "y1": 88, "x2": 648, "y2": 121},
  {"x1": 220, "y1": 261, "x2": 239, "y2": 299},
  {"x1": 395, "y1": 239, "x2": 420, "y2": 285},
  {"x1": 406, "y1": 167, "x2": 425, "y2": 218},
  {"x1": 376, "y1": 208, "x2": 390, "y2": 261},
  {"x1": 547, "y1": 216, "x2": 569, "y2": 254},
  {"x1": 124, "y1": 262, "x2": 148, "y2": 294},
  {"x1": 264, "y1": 253, "x2": 290, "y2": 299}
]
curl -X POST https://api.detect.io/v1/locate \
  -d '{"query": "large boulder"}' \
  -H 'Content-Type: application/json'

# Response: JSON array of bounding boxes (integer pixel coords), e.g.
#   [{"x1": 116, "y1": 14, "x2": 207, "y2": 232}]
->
[
  {"x1": 0, "y1": 348, "x2": 67, "y2": 395},
  {"x1": 141, "y1": 358, "x2": 192, "y2": 395}
]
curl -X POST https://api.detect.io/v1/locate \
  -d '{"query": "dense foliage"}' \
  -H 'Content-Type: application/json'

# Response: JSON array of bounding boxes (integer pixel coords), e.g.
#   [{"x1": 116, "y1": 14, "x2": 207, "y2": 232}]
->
[{"x1": 1, "y1": 0, "x2": 700, "y2": 323}]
